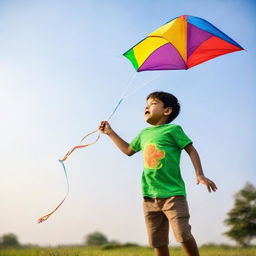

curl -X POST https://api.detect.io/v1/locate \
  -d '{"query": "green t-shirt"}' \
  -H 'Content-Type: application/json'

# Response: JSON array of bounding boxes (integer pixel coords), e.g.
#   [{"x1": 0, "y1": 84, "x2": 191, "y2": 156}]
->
[{"x1": 130, "y1": 124, "x2": 192, "y2": 198}]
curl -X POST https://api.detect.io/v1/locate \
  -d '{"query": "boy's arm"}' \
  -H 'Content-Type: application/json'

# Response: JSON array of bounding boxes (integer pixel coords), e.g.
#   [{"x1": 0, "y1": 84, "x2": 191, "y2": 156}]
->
[
  {"x1": 184, "y1": 143, "x2": 218, "y2": 193},
  {"x1": 98, "y1": 121, "x2": 135, "y2": 156}
]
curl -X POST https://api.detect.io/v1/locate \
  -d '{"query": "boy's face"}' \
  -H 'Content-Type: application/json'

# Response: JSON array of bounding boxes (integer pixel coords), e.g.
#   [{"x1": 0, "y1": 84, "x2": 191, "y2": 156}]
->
[{"x1": 144, "y1": 97, "x2": 172, "y2": 125}]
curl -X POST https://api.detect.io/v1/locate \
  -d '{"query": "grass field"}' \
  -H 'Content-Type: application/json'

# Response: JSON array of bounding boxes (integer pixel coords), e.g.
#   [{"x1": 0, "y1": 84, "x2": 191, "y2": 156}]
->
[{"x1": 0, "y1": 246, "x2": 256, "y2": 256}]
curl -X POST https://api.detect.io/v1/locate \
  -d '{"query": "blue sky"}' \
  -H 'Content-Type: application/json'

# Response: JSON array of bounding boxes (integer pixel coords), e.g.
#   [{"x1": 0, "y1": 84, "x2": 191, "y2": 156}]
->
[{"x1": 0, "y1": 0, "x2": 255, "y2": 246}]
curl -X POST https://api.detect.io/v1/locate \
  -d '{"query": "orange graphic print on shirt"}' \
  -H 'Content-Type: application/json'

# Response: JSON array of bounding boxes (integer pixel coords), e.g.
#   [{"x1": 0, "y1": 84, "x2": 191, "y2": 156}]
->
[{"x1": 143, "y1": 144, "x2": 166, "y2": 169}]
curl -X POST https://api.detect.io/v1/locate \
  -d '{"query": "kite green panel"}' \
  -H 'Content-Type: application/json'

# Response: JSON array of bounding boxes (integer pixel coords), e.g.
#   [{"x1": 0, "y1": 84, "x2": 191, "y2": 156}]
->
[{"x1": 123, "y1": 49, "x2": 139, "y2": 71}]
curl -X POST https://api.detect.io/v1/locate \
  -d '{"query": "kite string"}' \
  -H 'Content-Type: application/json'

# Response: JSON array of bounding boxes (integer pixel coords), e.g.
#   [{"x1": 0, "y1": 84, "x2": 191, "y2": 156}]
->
[
  {"x1": 106, "y1": 73, "x2": 137, "y2": 121},
  {"x1": 117, "y1": 72, "x2": 138, "y2": 102},
  {"x1": 77, "y1": 73, "x2": 137, "y2": 144},
  {"x1": 122, "y1": 73, "x2": 162, "y2": 100}
]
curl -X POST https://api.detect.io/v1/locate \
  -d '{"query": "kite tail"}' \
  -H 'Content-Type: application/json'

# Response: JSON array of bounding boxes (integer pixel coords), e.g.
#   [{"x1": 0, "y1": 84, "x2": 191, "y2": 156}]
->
[
  {"x1": 38, "y1": 132, "x2": 101, "y2": 223},
  {"x1": 38, "y1": 160, "x2": 69, "y2": 223},
  {"x1": 38, "y1": 72, "x2": 161, "y2": 223},
  {"x1": 62, "y1": 130, "x2": 101, "y2": 161}
]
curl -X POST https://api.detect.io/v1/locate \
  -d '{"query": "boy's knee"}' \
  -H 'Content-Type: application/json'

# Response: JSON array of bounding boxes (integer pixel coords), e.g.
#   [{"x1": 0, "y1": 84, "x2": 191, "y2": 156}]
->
[
  {"x1": 148, "y1": 237, "x2": 169, "y2": 248},
  {"x1": 174, "y1": 231, "x2": 193, "y2": 243}
]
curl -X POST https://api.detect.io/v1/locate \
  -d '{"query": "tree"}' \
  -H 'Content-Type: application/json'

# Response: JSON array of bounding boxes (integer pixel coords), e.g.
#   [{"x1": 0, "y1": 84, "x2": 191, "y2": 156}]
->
[
  {"x1": 223, "y1": 182, "x2": 256, "y2": 247},
  {"x1": 85, "y1": 231, "x2": 108, "y2": 246},
  {"x1": 0, "y1": 233, "x2": 20, "y2": 247}
]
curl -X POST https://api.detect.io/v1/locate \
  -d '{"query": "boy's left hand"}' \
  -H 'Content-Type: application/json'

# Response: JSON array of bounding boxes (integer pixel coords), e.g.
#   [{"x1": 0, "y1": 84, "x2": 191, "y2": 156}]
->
[{"x1": 196, "y1": 175, "x2": 218, "y2": 193}]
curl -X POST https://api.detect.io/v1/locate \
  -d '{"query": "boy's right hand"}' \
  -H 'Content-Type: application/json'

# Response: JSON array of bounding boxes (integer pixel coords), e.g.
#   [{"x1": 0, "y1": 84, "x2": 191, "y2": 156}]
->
[{"x1": 98, "y1": 121, "x2": 113, "y2": 135}]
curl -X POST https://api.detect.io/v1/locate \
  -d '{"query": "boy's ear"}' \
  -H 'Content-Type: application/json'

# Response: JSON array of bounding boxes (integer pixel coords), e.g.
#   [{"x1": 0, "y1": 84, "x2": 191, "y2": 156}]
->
[{"x1": 164, "y1": 107, "x2": 172, "y2": 116}]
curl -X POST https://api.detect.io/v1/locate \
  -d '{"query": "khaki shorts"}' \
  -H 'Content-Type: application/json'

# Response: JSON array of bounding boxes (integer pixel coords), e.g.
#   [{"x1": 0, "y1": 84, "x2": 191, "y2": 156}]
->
[{"x1": 143, "y1": 196, "x2": 192, "y2": 248}]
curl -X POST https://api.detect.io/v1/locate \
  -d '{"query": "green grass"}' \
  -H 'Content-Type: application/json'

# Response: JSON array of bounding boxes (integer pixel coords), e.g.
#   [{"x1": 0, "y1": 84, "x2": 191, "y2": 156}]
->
[{"x1": 0, "y1": 246, "x2": 256, "y2": 256}]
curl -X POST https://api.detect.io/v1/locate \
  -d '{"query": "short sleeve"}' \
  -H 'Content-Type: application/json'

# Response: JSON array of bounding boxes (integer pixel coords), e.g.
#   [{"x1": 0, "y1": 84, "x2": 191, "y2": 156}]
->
[
  {"x1": 129, "y1": 132, "x2": 142, "y2": 152},
  {"x1": 171, "y1": 125, "x2": 192, "y2": 149}
]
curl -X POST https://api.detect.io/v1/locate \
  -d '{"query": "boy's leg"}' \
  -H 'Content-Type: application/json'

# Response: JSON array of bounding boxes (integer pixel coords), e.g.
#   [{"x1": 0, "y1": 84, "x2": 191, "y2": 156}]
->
[
  {"x1": 181, "y1": 236, "x2": 200, "y2": 256},
  {"x1": 154, "y1": 237, "x2": 199, "y2": 256},
  {"x1": 154, "y1": 245, "x2": 170, "y2": 256},
  {"x1": 143, "y1": 197, "x2": 170, "y2": 251},
  {"x1": 163, "y1": 196, "x2": 200, "y2": 256}
]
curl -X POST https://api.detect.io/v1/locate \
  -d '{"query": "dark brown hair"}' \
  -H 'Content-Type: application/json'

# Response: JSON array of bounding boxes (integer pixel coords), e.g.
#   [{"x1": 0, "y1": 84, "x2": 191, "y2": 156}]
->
[{"x1": 147, "y1": 91, "x2": 180, "y2": 123}]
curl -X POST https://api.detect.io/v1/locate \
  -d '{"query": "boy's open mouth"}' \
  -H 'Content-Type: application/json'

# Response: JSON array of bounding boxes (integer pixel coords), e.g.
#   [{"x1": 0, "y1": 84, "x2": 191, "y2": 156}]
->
[{"x1": 145, "y1": 110, "x2": 150, "y2": 115}]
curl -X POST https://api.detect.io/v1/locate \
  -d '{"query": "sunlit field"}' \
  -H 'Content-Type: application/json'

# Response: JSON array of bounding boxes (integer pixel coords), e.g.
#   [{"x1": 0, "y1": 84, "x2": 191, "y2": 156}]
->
[{"x1": 0, "y1": 246, "x2": 256, "y2": 256}]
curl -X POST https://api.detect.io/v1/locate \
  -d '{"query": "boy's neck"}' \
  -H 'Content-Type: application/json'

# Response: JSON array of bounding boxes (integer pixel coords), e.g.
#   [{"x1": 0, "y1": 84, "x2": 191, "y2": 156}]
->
[{"x1": 151, "y1": 120, "x2": 169, "y2": 126}]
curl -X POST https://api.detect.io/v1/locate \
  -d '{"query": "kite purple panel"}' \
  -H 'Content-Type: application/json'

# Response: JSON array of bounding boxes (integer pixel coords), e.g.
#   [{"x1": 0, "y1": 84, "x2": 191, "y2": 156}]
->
[
  {"x1": 138, "y1": 43, "x2": 186, "y2": 71},
  {"x1": 187, "y1": 23, "x2": 213, "y2": 58}
]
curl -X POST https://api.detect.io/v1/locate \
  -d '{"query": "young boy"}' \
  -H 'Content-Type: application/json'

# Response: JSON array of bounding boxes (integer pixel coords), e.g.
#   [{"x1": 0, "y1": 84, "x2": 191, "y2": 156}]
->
[{"x1": 98, "y1": 91, "x2": 217, "y2": 256}]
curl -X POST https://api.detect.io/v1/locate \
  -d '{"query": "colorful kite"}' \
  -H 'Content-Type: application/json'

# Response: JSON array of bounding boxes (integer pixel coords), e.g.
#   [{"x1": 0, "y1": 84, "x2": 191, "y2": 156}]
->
[
  {"x1": 38, "y1": 14, "x2": 243, "y2": 223},
  {"x1": 124, "y1": 15, "x2": 243, "y2": 71}
]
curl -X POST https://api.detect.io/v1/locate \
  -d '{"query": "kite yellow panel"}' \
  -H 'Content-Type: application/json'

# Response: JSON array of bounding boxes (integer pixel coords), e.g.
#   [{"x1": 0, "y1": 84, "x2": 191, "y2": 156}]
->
[
  {"x1": 149, "y1": 18, "x2": 177, "y2": 36},
  {"x1": 149, "y1": 16, "x2": 187, "y2": 61}
]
